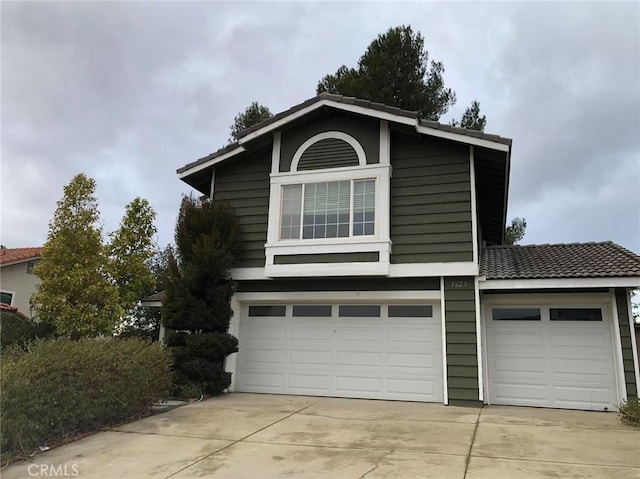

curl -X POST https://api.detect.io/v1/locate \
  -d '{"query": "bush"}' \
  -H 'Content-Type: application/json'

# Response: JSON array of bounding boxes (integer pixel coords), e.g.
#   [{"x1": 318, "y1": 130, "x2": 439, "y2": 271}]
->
[
  {"x1": 0, "y1": 310, "x2": 56, "y2": 350},
  {"x1": 619, "y1": 399, "x2": 640, "y2": 427},
  {"x1": 1, "y1": 337, "x2": 172, "y2": 458}
]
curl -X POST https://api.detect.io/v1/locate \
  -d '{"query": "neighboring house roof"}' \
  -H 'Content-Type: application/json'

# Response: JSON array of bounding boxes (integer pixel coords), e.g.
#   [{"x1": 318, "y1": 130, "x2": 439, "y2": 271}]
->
[
  {"x1": 0, "y1": 247, "x2": 43, "y2": 266},
  {"x1": 141, "y1": 291, "x2": 166, "y2": 303},
  {"x1": 480, "y1": 242, "x2": 640, "y2": 280},
  {"x1": 177, "y1": 93, "x2": 512, "y2": 175}
]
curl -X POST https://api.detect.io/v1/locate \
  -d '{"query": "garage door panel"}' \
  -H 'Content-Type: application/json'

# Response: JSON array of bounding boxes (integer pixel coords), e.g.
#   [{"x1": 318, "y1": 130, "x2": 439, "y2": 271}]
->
[
  {"x1": 288, "y1": 374, "x2": 332, "y2": 392},
  {"x1": 492, "y1": 356, "x2": 546, "y2": 374},
  {"x1": 289, "y1": 349, "x2": 332, "y2": 366},
  {"x1": 493, "y1": 382, "x2": 549, "y2": 403},
  {"x1": 492, "y1": 331, "x2": 543, "y2": 347},
  {"x1": 237, "y1": 302, "x2": 443, "y2": 402},
  {"x1": 553, "y1": 385, "x2": 614, "y2": 409},
  {"x1": 551, "y1": 357, "x2": 613, "y2": 377}
]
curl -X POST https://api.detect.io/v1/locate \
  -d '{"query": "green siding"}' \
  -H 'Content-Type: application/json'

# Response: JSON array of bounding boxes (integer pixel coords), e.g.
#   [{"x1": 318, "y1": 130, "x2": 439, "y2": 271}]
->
[
  {"x1": 237, "y1": 277, "x2": 440, "y2": 293},
  {"x1": 274, "y1": 252, "x2": 379, "y2": 264},
  {"x1": 280, "y1": 111, "x2": 379, "y2": 172},
  {"x1": 616, "y1": 288, "x2": 638, "y2": 399},
  {"x1": 390, "y1": 133, "x2": 474, "y2": 264},
  {"x1": 444, "y1": 277, "x2": 480, "y2": 404},
  {"x1": 214, "y1": 148, "x2": 271, "y2": 268},
  {"x1": 297, "y1": 138, "x2": 359, "y2": 170}
]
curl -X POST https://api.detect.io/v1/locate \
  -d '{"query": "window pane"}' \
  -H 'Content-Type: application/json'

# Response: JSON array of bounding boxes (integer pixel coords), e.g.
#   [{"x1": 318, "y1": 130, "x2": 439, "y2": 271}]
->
[
  {"x1": 339, "y1": 305, "x2": 381, "y2": 317},
  {"x1": 492, "y1": 308, "x2": 541, "y2": 321},
  {"x1": 550, "y1": 308, "x2": 602, "y2": 321},
  {"x1": 248, "y1": 305, "x2": 286, "y2": 317},
  {"x1": 303, "y1": 180, "x2": 350, "y2": 239},
  {"x1": 0, "y1": 292, "x2": 13, "y2": 304},
  {"x1": 353, "y1": 179, "x2": 375, "y2": 236},
  {"x1": 388, "y1": 305, "x2": 433, "y2": 317},
  {"x1": 292, "y1": 305, "x2": 332, "y2": 317},
  {"x1": 280, "y1": 185, "x2": 302, "y2": 240}
]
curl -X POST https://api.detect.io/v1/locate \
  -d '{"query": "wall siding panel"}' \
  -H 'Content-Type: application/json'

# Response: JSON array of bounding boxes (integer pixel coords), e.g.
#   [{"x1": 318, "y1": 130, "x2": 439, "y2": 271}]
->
[
  {"x1": 615, "y1": 288, "x2": 638, "y2": 399},
  {"x1": 445, "y1": 277, "x2": 480, "y2": 405},
  {"x1": 390, "y1": 133, "x2": 473, "y2": 264},
  {"x1": 214, "y1": 148, "x2": 271, "y2": 268}
]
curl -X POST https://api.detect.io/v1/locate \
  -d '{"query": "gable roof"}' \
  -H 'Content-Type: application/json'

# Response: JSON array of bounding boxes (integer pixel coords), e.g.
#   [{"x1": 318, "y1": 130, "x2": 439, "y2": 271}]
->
[
  {"x1": 0, "y1": 247, "x2": 43, "y2": 266},
  {"x1": 177, "y1": 93, "x2": 512, "y2": 177},
  {"x1": 480, "y1": 242, "x2": 640, "y2": 280}
]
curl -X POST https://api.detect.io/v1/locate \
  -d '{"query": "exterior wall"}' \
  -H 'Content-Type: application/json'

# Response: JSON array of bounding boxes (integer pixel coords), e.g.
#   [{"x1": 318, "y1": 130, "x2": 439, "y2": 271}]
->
[
  {"x1": 214, "y1": 148, "x2": 271, "y2": 268},
  {"x1": 444, "y1": 276, "x2": 480, "y2": 406},
  {"x1": 279, "y1": 112, "x2": 380, "y2": 172},
  {"x1": 390, "y1": 133, "x2": 474, "y2": 264},
  {"x1": 615, "y1": 288, "x2": 638, "y2": 399},
  {"x1": 0, "y1": 262, "x2": 40, "y2": 317}
]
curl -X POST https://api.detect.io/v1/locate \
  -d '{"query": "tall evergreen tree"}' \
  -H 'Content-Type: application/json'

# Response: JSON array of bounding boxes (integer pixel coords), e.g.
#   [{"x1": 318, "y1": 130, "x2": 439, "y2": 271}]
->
[
  {"x1": 162, "y1": 196, "x2": 241, "y2": 395},
  {"x1": 317, "y1": 25, "x2": 456, "y2": 120},
  {"x1": 229, "y1": 102, "x2": 273, "y2": 142},
  {"x1": 504, "y1": 217, "x2": 527, "y2": 245},
  {"x1": 451, "y1": 100, "x2": 487, "y2": 131}
]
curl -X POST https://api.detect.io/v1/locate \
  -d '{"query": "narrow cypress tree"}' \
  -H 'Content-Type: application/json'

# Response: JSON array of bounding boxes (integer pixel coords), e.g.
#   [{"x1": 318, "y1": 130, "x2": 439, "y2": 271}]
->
[{"x1": 162, "y1": 196, "x2": 241, "y2": 395}]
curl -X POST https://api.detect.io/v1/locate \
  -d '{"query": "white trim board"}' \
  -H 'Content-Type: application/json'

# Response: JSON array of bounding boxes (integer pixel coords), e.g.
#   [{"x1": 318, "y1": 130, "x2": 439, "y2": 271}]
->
[
  {"x1": 479, "y1": 277, "x2": 640, "y2": 290},
  {"x1": 610, "y1": 289, "x2": 628, "y2": 403},
  {"x1": 440, "y1": 277, "x2": 449, "y2": 405},
  {"x1": 291, "y1": 131, "x2": 366, "y2": 171},
  {"x1": 234, "y1": 290, "x2": 441, "y2": 303}
]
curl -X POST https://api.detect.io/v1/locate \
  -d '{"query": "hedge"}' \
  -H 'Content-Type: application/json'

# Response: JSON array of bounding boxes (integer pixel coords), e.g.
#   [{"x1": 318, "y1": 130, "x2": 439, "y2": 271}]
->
[
  {"x1": 1, "y1": 337, "x2": 172, "y2": 458},
  {"x1": 0, "y1": 309, "x2": 56, "y2": 350}
]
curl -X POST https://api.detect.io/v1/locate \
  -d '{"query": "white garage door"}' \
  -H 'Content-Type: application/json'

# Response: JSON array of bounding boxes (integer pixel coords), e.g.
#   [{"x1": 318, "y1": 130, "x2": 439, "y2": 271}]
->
[
  {"x1": 236, "y1": 303, "x2": 443, "y2": 402},
  {"x1": 486, "y1": 305, "x2": 618, "y2": 410}
]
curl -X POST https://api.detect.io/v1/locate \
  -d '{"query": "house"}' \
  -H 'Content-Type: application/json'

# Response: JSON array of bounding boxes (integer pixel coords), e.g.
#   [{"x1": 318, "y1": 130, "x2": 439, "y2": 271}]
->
[
  {"x1": 0, "y1": 247, "x2": 43, "y2": 318},
  {"x1": 177, "y1": 93, "x2": 640, "y2": 410}
]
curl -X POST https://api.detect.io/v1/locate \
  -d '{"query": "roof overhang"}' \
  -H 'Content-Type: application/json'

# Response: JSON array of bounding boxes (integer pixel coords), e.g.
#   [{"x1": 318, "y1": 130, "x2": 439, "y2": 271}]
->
[
  {"x1": 479, "y1": 277, "x2": 640, "y2": 290},
  {"x1": 0, "y1": 257, "x2": 41, "y2": 268},
  {"x1": 177, "y1": 97, "x2": 511, "y2": 179}
]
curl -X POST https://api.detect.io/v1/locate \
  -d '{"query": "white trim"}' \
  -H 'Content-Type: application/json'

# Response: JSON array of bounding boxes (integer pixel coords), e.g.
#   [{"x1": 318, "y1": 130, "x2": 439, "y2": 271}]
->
[
  {"x1": 625, "y1": 289, "x2": 640, "y2": 396},
  {"x1": 440, "y1": 277, "x2": 449, "y2": 405},
  {"x1": 226, "y1": 296, "x2": 241, "y2": 392},
  {"x1": 610, "y1": 289, "x2": 628, "y2": 403},
  {"x1": 177, "y1": 145, "x2": 246, "y2": 178},
  {"x1": 267, "y1": 239, "x2": 390, "y2": 255},
  {"x1": 271, "y1": 163, "x2": 390, "y2": 181},
  {"x1": 265, "y1": 261, "x2": 390, "y2": 278},
  {"x1": 469, "y1": 146, "x2": 479, "y2": 265},
  {"x1": 291, "y1": 131, "x2": 366, "y2": 171},
  {"x1": 389, "y1": 262, "x2": 478, "y2": 278},
  {"x1": 482, "y1": 292, "x2": 611, "y2": 305},
  {"x1": 474, "y1": 277, "x2": 484, "y2": 401},
  {"x1": 271, "y1": 131, "x2": 281, "y2": 175},
  {"x1": 209, "y1": 168, "x2": 215, "y2": 199},
  {"x1": 234, "y1": 290, "x2": 441, "y2": 303},
  {"x1": 0, "y1": 289, "x2": 16, "y2": 305},
  {"x1": 230, "y1": 267, "x2": 270, "y2": 280},
  {"x1": 479, "y1": 277, "x2": 640, "y2": 290},
  {"x1": 415, "y1": 124, "x2": 510, "y2": 152},
  {"x1": 480, "y1": 296, "x2": 490, "y2": 405}
]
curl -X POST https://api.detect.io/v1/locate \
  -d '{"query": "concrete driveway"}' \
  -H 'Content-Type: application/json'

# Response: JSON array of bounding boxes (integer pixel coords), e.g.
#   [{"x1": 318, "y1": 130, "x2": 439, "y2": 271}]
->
[{"x1": 3, "y1": 393, "x2": 638, "y2": 478}]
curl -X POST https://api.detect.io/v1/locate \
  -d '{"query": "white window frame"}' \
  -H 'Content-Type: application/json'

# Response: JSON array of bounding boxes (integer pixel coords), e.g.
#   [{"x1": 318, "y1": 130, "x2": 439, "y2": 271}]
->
[
  {"x1": 265, "y1": 123, "x2": 392, "y2": 277},
  {"x1": 1, "y1": 289, "x2": 15, "y2": 306}
]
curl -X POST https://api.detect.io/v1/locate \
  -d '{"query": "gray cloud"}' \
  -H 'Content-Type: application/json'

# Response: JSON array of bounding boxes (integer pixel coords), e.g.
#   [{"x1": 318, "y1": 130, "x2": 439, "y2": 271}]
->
[{"x1": 2, "y1": 2, "x2": 638, "y2": 253}]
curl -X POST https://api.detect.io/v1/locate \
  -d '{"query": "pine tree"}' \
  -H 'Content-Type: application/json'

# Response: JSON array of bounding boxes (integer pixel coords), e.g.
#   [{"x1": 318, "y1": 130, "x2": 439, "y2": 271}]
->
[{"x1": 163, "y1": 196, "x2": 241, "y2": 395}]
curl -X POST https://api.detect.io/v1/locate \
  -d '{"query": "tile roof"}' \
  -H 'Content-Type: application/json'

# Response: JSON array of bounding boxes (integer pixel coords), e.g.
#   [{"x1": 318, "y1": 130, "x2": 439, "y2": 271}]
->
[
  {"x1": 0, "y1": 247, "x2": 43, "y2": 265},
  {"x1": 480, "y1": 242, "x2": 640, "y2": 280},
  {"x1": 177, "y1": 93, "x2": 512, "y2": 174}
]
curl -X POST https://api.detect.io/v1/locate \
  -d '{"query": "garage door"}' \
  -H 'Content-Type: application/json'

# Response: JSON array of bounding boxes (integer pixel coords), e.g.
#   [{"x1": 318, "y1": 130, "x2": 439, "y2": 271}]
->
[
  {"x1": 486, "y1": 305, "x2": 618, "y2": 410},
  {"x1": 235, "y1": 303, "x2": 443, "y2": 402}
]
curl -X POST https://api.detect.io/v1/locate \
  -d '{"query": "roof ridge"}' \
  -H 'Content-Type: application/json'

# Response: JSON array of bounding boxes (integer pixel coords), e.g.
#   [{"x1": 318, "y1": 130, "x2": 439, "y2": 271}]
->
[{"x1": 484, "y1": 241, "x2": 617, "y2": 250}]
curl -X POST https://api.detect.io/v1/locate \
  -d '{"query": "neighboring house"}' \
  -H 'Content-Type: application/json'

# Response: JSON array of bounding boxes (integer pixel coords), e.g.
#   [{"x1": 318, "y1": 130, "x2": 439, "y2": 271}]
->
[
  {"x1": 0, "y1": 247, "x2": 43, "y2": 318},
  {"x1": 177, "y1": 93, "x2": 640, "y2": 411}
]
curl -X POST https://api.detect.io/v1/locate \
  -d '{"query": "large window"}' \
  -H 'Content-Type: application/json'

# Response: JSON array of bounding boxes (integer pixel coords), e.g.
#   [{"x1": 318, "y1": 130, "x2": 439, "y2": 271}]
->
[
  {"x1": 0, "y1": 291, "x2": 14, "y2": 305},
  {"x1": 280, "y1": 179, "x2": 375, "y2": 240}
]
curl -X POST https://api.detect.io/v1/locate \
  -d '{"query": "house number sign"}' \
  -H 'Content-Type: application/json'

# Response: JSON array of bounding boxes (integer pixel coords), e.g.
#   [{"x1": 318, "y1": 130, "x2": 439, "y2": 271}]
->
[{"x1": 449, "y1": 280, "x2": 468, "y2": 288}]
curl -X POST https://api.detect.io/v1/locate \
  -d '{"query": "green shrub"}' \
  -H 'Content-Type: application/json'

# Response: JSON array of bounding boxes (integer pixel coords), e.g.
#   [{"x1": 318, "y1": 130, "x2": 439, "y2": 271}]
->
[
  {"x1": 619, "y1": 399, "x2": 640, "y2": 427},
  {"x1": 0, "y1": 310, "x2": 56, "y2": 350},
  {"x1": 1, "y1": 337, "x2": 172, "y2": 458}
]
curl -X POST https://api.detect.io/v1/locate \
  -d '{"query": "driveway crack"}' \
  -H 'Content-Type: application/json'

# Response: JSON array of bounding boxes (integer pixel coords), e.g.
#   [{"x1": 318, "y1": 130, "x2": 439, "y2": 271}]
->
[
  {"x1": 357, "y1": 450, "x2": 394, "y2": 479},
  {"x1": 463, "y1": 406, "x2": 482, "y2": 479}
]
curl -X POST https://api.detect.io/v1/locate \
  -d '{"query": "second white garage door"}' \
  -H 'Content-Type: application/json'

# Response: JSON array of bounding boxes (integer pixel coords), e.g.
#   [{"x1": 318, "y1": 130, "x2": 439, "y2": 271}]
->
[
  {"x1": 235, "y1": 303, "x2": 443, "y2": 402},
  {"x1": 486, "y1": 304, "x2": 618, "y2": 410}
]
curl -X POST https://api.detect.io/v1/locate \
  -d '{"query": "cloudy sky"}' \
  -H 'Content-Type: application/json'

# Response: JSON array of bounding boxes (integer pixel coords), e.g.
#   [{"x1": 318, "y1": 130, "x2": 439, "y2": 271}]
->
[{"x1": 2, "y1": 1, "x2": 639, "y2": 254}]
